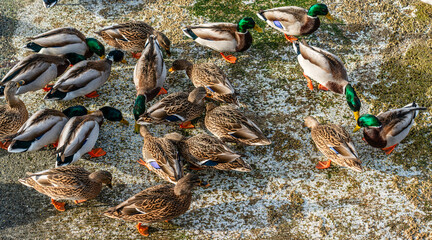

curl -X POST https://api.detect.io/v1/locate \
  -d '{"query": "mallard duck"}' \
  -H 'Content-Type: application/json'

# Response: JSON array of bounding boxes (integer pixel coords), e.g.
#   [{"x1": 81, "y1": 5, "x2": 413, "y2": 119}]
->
[
  {"x1": 104, "y1": 173, "x2": 202, "y2": 237},
  {"x1": 421, "y1": 0, "x2": 432, "y2": 5},
  {"x1": 354, "y1": 102, "x2": 427, "y2": 154},
  {"x1": 55, "y1": 106, "x2": 129, "y2": 167},
  {"x1": 133, "y1": 35, "x2": 167, "y2": 131},
  {"x1": 0, "y1": 53, "x2": 85, "y2": 97},
  {"x1": 95, "y1": 21, "x2": 171, "y2": 58},
  {"x1": 204, "y1": 103, "x2": 271, "y2": 145},
  {"x1": 2, "y1": 106, "x2": 88, "y2": 153},
  {"x1": 44, "y1": 50, "x2": 125, "y2": 100},
  {"x1": 183, "y1": 17, "x2": 263, "y2": 64},
  {"x1": 177, "y1": 133, "x2": 251, "y2": 172},
  {"x1": 169, "y1": 59, "x2": 238, "y2": 105},
  {"x1": 137, "y1": 87, "x2": 207, "y2": 129},
  {"x1": 0, "y1": 82, "x2": 28, "y2": 149},
  {"x1": 25, "y1": 27, "x2": 105, "y2": 59},
  {"x1": 137, "y1": 126, "x2": 183, "y2": 184},
  {"x1": 293, "y1": 40, "x2": 362, "y2": 122},
  {"x1": 257, "y1": 4, "x2": 332, "y2": 42},
  {"x1": 19, "y1": 165, "x2": 112, "y2": 211},
  {"x1": 304, "y1": 116, "x2": 362, "y2": 172},
  {"x1": 43, "y1": 0, "x2": 58, "y2": 8}
]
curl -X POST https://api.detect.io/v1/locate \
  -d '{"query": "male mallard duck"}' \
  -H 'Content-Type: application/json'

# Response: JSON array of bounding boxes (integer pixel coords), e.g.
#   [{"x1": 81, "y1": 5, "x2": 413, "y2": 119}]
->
[
  {"x1": 137, "y1": 87, "x2": 207, "y2": 129},
  {"x1": 178, "y1": 133, "x2": 251, "y2": 172},
  {"x1": 55, "y1": 106, "x2": 128, "y2": 167},
  {"x1": 19, "y1": 165, "x2": 112, "y2": 211},
  {"x1": 137, "y1": 126, "x2": 183, "y2": 184},
  {"x1": 169, "y1": 59, "x2": 238, "y2": 105},
  {"x1": 354, "y1": 102, "x2": 427, "y2": 154},
  {"x1": 25, "y1": 27, "x2": 105, "y2": 59},
  {"x1": 204, "y1": 103, "x2": 271, "y2": 145},
  {"x1": 183, "y1": 17, "x2": 263, "y2": 64},
  {"x1": 304, "y1": 116, "x2": 362, "y2": 172},
  {"x1": 257, "y1": 4, "x2": 332, "y2": 42},
  {"x1": 293, "y1": 40, "x2": 361, "y2": 122},
  {"x1": 0, "y1": 53, "x2": 85, "y2": 97},
  {"x1": 0, "y1": 82, "x2": 28, "y2": 149},
  {"x1": 95, "y1": 21, "x2": 171, "y2": 58},
  {"x1": 2, "y1": 106, "x2": 88, "y2": 153},
  {"x1": 104, "y1": 174, "x2": 202, "y2": 237},
  {"x1": 44, "y1": 50, "x2": 125, "y2": 100},
  {"x1": 43, "y1": 0, "x2": 58, "y2": 8},
  {"x1": 133, "y1": 35, "x2": 167, "y2": 130}
]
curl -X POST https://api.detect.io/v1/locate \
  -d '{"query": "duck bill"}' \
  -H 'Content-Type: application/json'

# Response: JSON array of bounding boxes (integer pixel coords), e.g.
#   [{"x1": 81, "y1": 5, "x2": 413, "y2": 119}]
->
[
  {"x1": 353, "y1": 125, "x2": 362, "y2": 133},
  {"x1": 168, "y1": 67, "x2": 174, "y2": 73},
  {"x1": 120, "y1": 118, "x2": 129, "y2": 125},
  {"x1": 253, "y1": 25, "x2": 263, "y2": 33},
  {"x1": 326, "y1": 13, "x2": 334, "y2": 20},
  {"x1": 100, "y1": 55, "x2": 106, "y2": 60},
  {"x1": 121, "y1": 59, "x2": 127, "y2": 64}
]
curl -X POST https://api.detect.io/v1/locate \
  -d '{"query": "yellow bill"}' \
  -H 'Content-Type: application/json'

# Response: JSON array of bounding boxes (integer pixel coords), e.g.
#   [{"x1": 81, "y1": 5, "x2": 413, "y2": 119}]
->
[
  {"x1": 353, "y1": 125, "x2": 361, "y2": 133},
  {"x1": 120, "y1": 118, "x2": 129, "y2": 125},
  {"x1": 100, "y1": 55, "x2": 106, "y2": 60},
  {"x1": 254, "y1": 25, "x2": 263, "y2": 33},
  {"x1": 169, "y1": 67, "x2": 174, "y2": 73},
  {"x1": 326, "y1": 13, "x2": 334, "y2": 20}
]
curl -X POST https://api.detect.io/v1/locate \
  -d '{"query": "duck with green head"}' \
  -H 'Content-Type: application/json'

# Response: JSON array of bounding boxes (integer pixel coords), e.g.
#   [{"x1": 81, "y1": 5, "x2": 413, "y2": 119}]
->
[
  {"x1": 26, "y1": 27, "x2": 105, "y2": 59},
  {"x1": 257, "y1": 3, "x2": 333, "y2": 42},
  {"x1": 293, "y1": 40, "x2": 361, "y2": 122},
  {"x1": 354, "y1": 102, "x2": 426, "y2": 154},
  {"x1": 183, "y1": 17, "x2": 263, "y2": 63}
]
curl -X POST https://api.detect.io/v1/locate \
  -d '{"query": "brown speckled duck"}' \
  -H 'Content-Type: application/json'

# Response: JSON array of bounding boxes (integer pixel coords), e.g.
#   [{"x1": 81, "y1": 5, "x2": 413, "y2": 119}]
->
[
  {"x1": 19, "y1": 165, "x2": 112, "y2": 211},
  {"x1": 169, "y1": 59, "x2": 238, "y2": 105},
  {"x1": 178, "y1": 133, "x2": 251, "y2": 172},
  {"x1": 204, "y1": 103, "x2": 271, "y2": 145},
  {"x1": 137, "y1": 126, "x2": 183, "y2": 184},
  {"x1": 0, "y1": 81, "x2": 28, "y2": 149},
  {"x1": 304, "y1": 116, "x2": 362, "y2": 172},
  {"x1": 104, "y1": 174, "x2": 202, "y2": 237}
]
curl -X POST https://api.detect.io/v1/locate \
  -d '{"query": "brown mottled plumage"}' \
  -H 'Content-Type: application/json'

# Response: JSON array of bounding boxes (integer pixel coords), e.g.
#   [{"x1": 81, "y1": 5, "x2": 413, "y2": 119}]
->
[
  {"x1": 138, "y1": 126, "x2": 183, "y2": 183},
  {"x1": 19, "y1": 166, "x2": 112, "y2": 211},
  {"x1": 95, "y1": 21, "x2": 171, "y2": 55},
  {"x1": 304, "y1": 116, "x2": 362, "y2": 172},
  {"x1": 204, "y1": 103, "x2": 271, "y2": 146},
  {"x1": 104, "y1": 174, "x2": 201, "y2": 236},
  {"x1": 170, "y1": 59, "x2": 238, "y2": 105},
  {"x1": 0, "y1": 82, "x2": 28, "y2": 139},
  {"x1": 178, "y1": 133, "x2": 251, "y2": 172}
]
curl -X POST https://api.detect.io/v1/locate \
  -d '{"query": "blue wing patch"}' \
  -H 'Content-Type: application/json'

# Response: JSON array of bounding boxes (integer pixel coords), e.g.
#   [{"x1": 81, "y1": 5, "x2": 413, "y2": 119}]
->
[
  {"x1": 329, "y1": 147, "x2": 340, "y2": 154},
  {"x1": 273, "y1": 20, "x2": 284, "y2": 29},
  {"x1": 165, "y1": 115, "x2": 182, "y2": 122},
  {"x1": 206, "y1": 86, "x2": 215, "y2": 92},
  {"x1": 149, "y1": 161, "x2": 161, "y2": 169},
  {"x1": 202, "y1": 160, "x2": 218, "y2": 167}
]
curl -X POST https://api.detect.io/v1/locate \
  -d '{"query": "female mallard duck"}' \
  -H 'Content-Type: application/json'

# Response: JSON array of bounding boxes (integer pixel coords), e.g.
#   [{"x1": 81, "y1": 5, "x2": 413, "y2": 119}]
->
[
  {"x1": 2, "y1": 106, "x2": 88, "y2": 153},
  {"x1": 55, "y1": 106, "x2": 128, "y2": 167},
  {"x1": 43, "y1": 0, "x2": 58, "y2": 8},
  {"x1": 354, "y1": 102, "x2": 427, "y2": 155},
  {"x1": 178, "y1": 133, "x2": 251, "y2": 172},
  {"x1": 0, "y1": 53, "x2": 85, "y2": 97},
  {"x1": 304, "y1": 116, "x2": 362, "y2": 172},
  {"x1": 0, "y1": 82, "x2": 28, "y2": 149},
  {"x1": 19, "y1": 165, "x2": 112, "y2": 211},
  {"x1": 133, "y1": 35, "x2": 167, "y2": 130},
  {"x1": 169, "y1": 59, "x2": 238, "y2": 105},
  {"x1": 183, "y1": 17, "x2": 263, "y2": 64},
  {"x1": 293, "y1": 40, "x2": 362, "y2": 122},
  {"x1": 204, "y1": 103, "x2": 271, "y2": 145},
  {"x1": 95, "y1": 21, "x2": 171, "y2": 58},
  {"x1": 257, "y1": 4, "x2": 332, "y2": 42},
  {"x1": 137, "y1": 126, "x2": 183, "y2": 184},
  {"x1": 104, "y1": 174, "x2": 202, "y2": 237},
  {"x1": 137, "y1": 87, "x2": 207, "y2": 129},
  {"x1": 44, "y1": 50, "x2": 125, "y2": 100},
  {"x1": 25, "y1": 27, "x2": 105, "y2": 59}
]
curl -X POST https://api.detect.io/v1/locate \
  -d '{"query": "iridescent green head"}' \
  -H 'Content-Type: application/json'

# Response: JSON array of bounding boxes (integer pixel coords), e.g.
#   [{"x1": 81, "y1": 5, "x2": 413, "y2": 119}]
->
[
  {"x1": 238, "y1": 17, "x2": 263, "y2": 33},
  {"x1": 308, "y1": 4, "x2": 332, "y2": 19},
  {"x1": 345, "y1": 84, "x2": 362, "y2": 122},
  {"x1": 134, "y1": 95, "x2": 146, "y2": 121},
  {"x1": 86, "y1": 38, "x2": 105, "y2": 58},
  {"x1": 99, "y1": 106, "x2": 128, "y2": 125},
  {"x1": 62, "y1": 105, "x2": 88, "y2": 118},
  {"x1": 354, "y1": 114, "x2": 382, "y2": 132},
  {"x1": 64, "y1": 53, "x2": 86, "y2": 65}
]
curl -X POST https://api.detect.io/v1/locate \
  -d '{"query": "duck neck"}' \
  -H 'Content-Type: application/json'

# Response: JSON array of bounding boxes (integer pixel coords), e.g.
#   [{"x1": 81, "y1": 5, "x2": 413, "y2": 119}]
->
[
  {"x1": 6, "y1": 90, "x2": 24, "y2": 109},
  {"x1": 174, "y1": 182, "x2": 193, "y2": 196}
]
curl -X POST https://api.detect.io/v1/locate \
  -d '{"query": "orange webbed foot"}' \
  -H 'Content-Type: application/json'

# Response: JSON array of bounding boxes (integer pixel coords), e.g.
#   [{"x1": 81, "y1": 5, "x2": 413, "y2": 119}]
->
[
  {"x1": 179, "y1": 121, "x2": 195, "y2": 129},
  {"x1": 74, "y1": 199, "x2": 87, "y2": 204},
  {"x1": 132, "y1": 52, "x2": 142, "y2": 59},
  {"x1": 220, "y1": 53, "x2": 237, "y2": 64},
  {"x1": 42, "y1": 84, "x2": 54, "y2": 92},
  {"x1": 85, "y1": 91, "x2": 99, "y2": 98},
  {"x1": 0, "y1": 141, "x2": 10, "y2": 150},
  {"x1": 51, "y1": 199, "x2": 66, "y2": 211},
  {"x1": 51, "y1": 141, "x2": 58, "y2": 148},
  {"x1": 318, "y1": 84, "x2": 329, "y2": 91},
  {"x1": 137, "y1": 159, "x2": 152, "y2": 171},
  {"x1": 136, "y1": 223, "x2": 149, "y2": 236},
  {"x1": 382, "y1": 144, "x2": 398, "y2": 155},
  {"x1": 316, "y1": 160, "x2": 331, "y2": 170},
  {"x1": 303, "y1": 73, "x2": 314, "y2": 91},
  {"x1": 157, "y1": 87, "x2": 168, "y2": 96},
  {"x1": 88, "y1": 148, "x2": 106, "y2": 158},
  {"x1": 284, "y1": 34, "x2": 298, "y2": 43}
]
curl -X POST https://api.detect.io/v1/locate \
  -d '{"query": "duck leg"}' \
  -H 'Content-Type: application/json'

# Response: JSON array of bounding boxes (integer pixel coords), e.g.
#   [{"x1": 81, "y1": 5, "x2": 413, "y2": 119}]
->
[
  {"x1": 220, "y1": 53, "x2": 237, "y2": 64},
  {"x1": 157, "y1": 87, "x2": 168, "y2": 96},
  {"x1": 52, "y1": 141, "x2": 58, "y2": 148},
  {"x1": 316, "y1": 160, "x2": 331, "y2": 170},
  {"x1": 136, "y1": 223, "x2": 149, "y2": 236},
  {"x1": 137, "y1": 159, "x2": 152, "y2": 171},
  {"x1": 85, "y1": 91, "x2": 99, "y2": 98},
  {"x1": 132, "y1": 52, "x2": 142, "y2": 59},
  {"x1": 179, "y1": 121, "x2": 195, "y2": 129},
  {"x1": 318, "y1": 84, "x2": 329, "y2": 91},
  {"x1": 74, "y1": 199, "x2": 87, "y2": 204},
  {"x1": 0, "y1": 141, "x2": 10, "y2": 150},
  {"x1": 88, "y1": 148, "x2": 106, "y2": 158},
  {"x1": 284, "y1": 34, "x2": 298, "y2": 43},
  {"x1": 42, "y1": 84, "x2": 54, "y2": 92},
  {"x1": 51, "y1": 199, "x2": 66, "y2": 211},
  {"x1": 303, "y1": 73, "x2": 314, "y2": 91},
  {"x1": 382, "y1": 144, "x2": 398, "y2": 155}
]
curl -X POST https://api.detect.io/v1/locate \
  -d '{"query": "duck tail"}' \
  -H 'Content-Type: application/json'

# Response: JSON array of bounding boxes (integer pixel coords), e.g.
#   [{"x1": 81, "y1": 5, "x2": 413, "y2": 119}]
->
[
  {"x1": 56, "y1": 154, "x2": 74, "y2": 167},
  {"x1": 25, "y1": 42, "x2": 43, "y2": 52},
  {"x1": 182, "y1": 28, "x2": 198, "y2": 40},
  {"x1": 44, "y1": 89, "x2": 67, "y2": 100},
  {"x1": 6, "y1": 140, "x2": 32, "y2": 153},
  {"x1": 136, "y1": 114, "x2": 154, "y2": 125}
]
